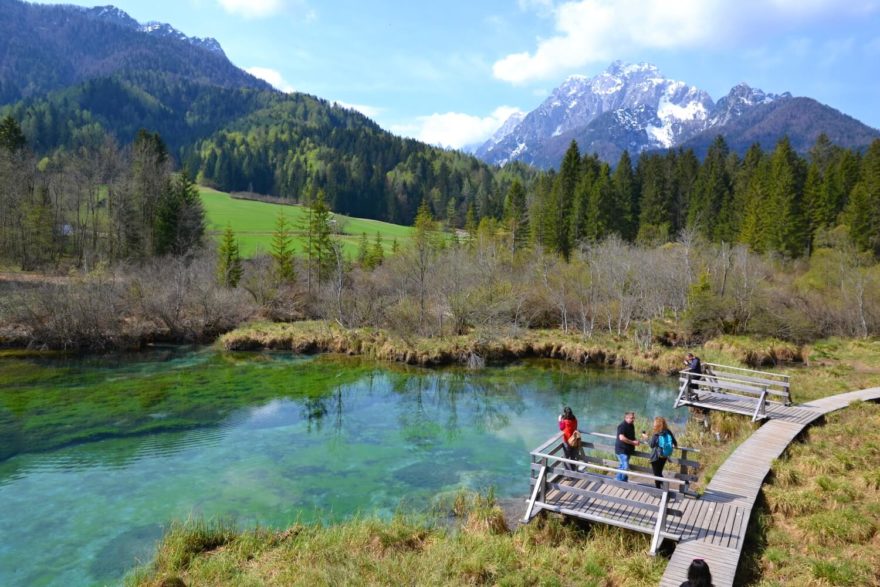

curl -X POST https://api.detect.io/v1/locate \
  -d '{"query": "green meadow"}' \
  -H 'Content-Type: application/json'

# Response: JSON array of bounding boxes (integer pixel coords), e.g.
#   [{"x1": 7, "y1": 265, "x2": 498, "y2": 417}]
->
[{"x1": 200, "y1": 187, "x2": 415, "y2": 258}]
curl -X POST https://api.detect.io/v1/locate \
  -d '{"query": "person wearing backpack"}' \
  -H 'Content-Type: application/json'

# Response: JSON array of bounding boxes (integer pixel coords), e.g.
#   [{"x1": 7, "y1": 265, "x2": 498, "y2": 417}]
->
[
  {"x1": 558, "y1": 407, "x2": 580, "y2": 470},
  {"x1": 649, "y1": 416, "x2": 678, "y2": 489}
]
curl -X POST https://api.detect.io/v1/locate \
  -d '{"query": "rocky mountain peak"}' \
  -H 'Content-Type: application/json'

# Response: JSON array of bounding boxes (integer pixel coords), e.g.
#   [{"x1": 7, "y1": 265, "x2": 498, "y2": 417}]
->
[{"x1": 80, "y1": 4, "x2": 226, "y2": 57}]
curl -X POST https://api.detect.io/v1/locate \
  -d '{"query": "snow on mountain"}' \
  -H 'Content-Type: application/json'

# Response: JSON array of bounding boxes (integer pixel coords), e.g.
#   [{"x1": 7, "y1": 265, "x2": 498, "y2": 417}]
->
[
  {"x1": 709, "y1": 83, "x2": 790, "y2": 127},
  {"x1": 81, "y1": 5, "x2": 226, "y2": 57},
  {"x1": 476, "y1": 61, "x2": 715, "y2": 166}
]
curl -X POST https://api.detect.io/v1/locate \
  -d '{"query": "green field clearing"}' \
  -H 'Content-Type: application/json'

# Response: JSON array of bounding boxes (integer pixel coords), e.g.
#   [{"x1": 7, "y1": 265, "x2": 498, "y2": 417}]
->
[{"x1": 200, "y1": 187, "x2": 414, "y2": 257}]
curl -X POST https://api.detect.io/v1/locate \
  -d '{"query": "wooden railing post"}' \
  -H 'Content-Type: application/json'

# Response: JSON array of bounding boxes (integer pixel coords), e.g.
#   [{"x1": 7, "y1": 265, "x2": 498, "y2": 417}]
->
[
  {"x1": 649, "y1": 490, "x2": 670, "y2": 555},
  {"x1": 678, "y1": 448, "x2": 689, "y2": 495}
]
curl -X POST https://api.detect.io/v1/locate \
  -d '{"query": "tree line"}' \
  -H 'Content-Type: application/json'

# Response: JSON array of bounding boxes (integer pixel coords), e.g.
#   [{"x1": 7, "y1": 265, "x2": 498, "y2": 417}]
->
[
  {"x1": 0, "y1": 118, "x2": 205, "y2": 269},
  {"x1": 522, "y1": 135, "x2": 880, "y2": 260}
]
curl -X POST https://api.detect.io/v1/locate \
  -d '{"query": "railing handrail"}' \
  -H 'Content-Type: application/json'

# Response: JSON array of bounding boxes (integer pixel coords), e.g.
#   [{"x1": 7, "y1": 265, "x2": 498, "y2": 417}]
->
[
  {"x1": 703, "y1": 361, "x2": 790, "y2": 382},
  {"x1": 530, "y1": 449, "x2": 686, "y2": 486},
  {"x1": 586, "y1": 430, "x2": 701, "y2": 454},
  {"x1": 680, "y1": 372, "x2": 790, "y2": 397}
]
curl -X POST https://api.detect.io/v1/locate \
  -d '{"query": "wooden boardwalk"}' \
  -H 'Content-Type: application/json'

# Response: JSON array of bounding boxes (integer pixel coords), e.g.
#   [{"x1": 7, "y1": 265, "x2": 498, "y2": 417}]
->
[{"x1": 659, "y1": 386, "x2": 880, "y2": 587}]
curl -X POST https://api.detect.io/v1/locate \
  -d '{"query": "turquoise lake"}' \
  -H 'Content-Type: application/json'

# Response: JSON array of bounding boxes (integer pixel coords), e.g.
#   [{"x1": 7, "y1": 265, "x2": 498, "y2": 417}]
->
[{"x1": 0, "y1": 347, "x2": 685, "y2": 586}]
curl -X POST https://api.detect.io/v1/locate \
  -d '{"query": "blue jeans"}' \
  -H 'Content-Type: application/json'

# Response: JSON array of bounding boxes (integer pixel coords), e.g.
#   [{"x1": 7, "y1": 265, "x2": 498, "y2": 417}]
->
[{"x1": 616, "y1": 453, "x2": 630, "y2": 482}]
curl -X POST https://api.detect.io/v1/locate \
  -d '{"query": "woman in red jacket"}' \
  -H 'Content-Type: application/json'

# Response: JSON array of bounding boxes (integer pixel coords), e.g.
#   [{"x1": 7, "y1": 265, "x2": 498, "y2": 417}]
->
[{"x1": 558, "y1": 406, "x2": 579, "y2": 469}]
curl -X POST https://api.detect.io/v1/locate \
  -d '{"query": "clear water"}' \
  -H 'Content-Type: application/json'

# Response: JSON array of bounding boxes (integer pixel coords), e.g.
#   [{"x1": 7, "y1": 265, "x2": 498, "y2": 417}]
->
[{"x1": 0, "y1": 347, "x2": 685, "y2": 586}]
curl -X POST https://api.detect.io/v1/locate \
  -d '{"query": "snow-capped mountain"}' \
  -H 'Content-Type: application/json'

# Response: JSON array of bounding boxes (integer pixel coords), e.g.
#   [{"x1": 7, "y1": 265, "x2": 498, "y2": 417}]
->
[
  {"x1": 82, "y1": 5, "x2": 225, "y2": 56},
  {"x1": 476, "y1": 61, "x2": 784, "y2": 168},
  {"x1": 708, "y1": 83, "x2": 790, "y2": 127}
]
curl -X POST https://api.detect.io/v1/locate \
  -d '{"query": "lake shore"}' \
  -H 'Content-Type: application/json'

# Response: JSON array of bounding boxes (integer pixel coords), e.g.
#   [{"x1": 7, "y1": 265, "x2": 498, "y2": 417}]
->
[{"x1": 220, "y1": 320, "x2": 804, "y2": 375}]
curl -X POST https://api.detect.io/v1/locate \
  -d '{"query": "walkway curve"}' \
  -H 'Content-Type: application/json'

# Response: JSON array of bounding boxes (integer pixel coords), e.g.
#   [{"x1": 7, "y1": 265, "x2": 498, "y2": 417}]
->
[{"x1": 659, "y1": 387, "x2": 880, "y2": 587}]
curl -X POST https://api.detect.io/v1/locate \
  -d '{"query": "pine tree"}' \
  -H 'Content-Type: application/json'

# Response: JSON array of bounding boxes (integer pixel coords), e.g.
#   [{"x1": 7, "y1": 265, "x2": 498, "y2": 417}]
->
[
  {"x1": 365, "y1": 232, "x2": 385, "y2": 269},
  {"x1": 843, "y1": 139, "x2": 880, "y2": 256},
  {"x1": 585, "y1": 163, "x2": 613, "y2": 242},
  {"x1": 554, "y1": 141, "x2": 580, "y2": 258},
  {"x1": 216, "y1": 223, "x2": 243, "y2": 287},
  {"x1": 636, "y1": 153, "x2": 671, "y2": 244},
  {"x1": 0, "y1": 115, "x2": 27, "y2": 152},
  {"x1": 155, "y1": 169, "x2": 205, "y2": 256},
  {"x1": 270, "y1": 211, "x2": 296, "y2": 283},
  {"x1": 766, "y1": 137, "x2": 808, "y2": 256},
  {"x1": 611, "y1": 150, "x2": 637, "y2": 239},
  {"x1": 503, "y1": 179, "x2": 529, "y2": 253},
  {"x1": 308, "y1": 189, "x2": 335, "y2": 284},
  {"x1": 688, "y1": 136, "x2": 732, "y2": 240},
  {"x1": 356, "y1": 232, "x2": 369, "y2": 267}
]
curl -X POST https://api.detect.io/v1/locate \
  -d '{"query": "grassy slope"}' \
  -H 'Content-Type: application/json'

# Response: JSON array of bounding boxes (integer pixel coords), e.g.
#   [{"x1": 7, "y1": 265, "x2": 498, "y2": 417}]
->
[
  {"x1": 200, "y1": 187, "x2": 415, "y2": 257},
  {"x1": 129, "y1": 336, "x2": 880, "y2": 586}
]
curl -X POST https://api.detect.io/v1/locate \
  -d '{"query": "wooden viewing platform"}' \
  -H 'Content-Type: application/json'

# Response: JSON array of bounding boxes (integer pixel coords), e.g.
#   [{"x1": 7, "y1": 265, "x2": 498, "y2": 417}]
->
[
  {"x1": 675, "y1": 362, "x2": 801, "y2": 422},
  {"x1": 522, "y1": 385, "x2": 880, "y2": 587}
]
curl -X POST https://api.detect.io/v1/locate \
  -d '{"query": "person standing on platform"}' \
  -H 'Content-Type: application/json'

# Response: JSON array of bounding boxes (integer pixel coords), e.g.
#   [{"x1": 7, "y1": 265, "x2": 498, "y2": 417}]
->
[
  {"x1": 615, "y1": 411, "x2": 639, "y2": 481},
  {"x1": 558, "y1": 407, "x2": 580, "y2": 470},
  {"x1": 684, "y1": 352, "x2": 702, "y2": 399},
  {"x1": 649, "y1": 416, "x2": 678, "y2": 488}
]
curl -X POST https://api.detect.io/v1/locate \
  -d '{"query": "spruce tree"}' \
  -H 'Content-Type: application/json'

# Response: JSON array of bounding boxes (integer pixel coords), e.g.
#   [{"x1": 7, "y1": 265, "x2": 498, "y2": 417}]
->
[
  {"x1": 270, "y1": 211, "x2": 296, "y2": 283},
  {"x1": 0, "y1": 115, "x2": 27, "y2": 152},
  {"x1": 585, "y1": 164, "x2": 613, "y2": 242},
  {"x1": 688, "y1": 136, "x2": 732, "y2": 240},
  {"x1": 356, "y1": 232, "x2": 369, "y2": 267},
  {"x1": 503, "y1": 179, "x2": 529, "y2": 253},
  {"x1": 843, "y1": 139, "x2": 880, "y2": 256},
  {"x1": 766, "y1": 137, "x2": 808, "y2": 256},
  {"x1": 554, "y1": 140, "x2": 580, "y2": 258},
  {"x1": 217, "y1": 223, "x2": 243, "y2": 287},
  {"x1": 611, "y1": 150, "x2": 637, "y2": 239},
  {"x1": 308, "y1": 189, "x2": 335, "y2": 284},
  {"x1": 366, "y1": 232, "x2": 385, "y2": 269},
  {"x1": 155, "y1": 170, "x2": 204, "y2": 256}
]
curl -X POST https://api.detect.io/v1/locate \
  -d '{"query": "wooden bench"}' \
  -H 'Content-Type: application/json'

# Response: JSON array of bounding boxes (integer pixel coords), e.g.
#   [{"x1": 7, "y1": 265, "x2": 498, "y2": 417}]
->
[
  {"x1": 677, "y1": 365, "x2": 792, "y2": 422},
  {"x1": 524, "y1": 433, "x2": 696, "y2": 554}
]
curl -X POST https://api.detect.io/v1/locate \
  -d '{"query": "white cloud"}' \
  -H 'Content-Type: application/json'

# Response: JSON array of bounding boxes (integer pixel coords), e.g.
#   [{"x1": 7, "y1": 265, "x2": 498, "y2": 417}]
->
[
  {"x1": 246, "y1": 67, "x2": 295, "y2": 92},
  {"x1": 333, "y1": 101, "x2": 384, "y2": 119},
  {"x1": 217, "y1": 0, "x2": 284, "y2": 18},
  {"x1": 216, "y1": 0, "x2": 315, "y2": 20},
  {"x1": 392, "y1": 106, "x2": 526, "y2": 149},
  {"x1": 493, "y1": 0, "x2": 878, "y2": 84}
]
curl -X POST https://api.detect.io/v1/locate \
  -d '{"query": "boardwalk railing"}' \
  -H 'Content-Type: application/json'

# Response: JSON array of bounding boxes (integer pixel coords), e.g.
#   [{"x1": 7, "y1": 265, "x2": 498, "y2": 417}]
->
[
  {"x1": 676, "y1": 363, "x2": 793, "y2": 422},
  {"x1": 580, "y1": 431, "x2": 700, "y2": 496},
  {"x1": 525, "y1": 433, "x2": 691, "y2": 554}
]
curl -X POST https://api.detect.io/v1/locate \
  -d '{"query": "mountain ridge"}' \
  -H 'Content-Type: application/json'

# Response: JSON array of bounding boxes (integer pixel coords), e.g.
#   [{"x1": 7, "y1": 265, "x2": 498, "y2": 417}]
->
[{"x1": 476, "y1": 61, "x2": 878, "y2": 168}]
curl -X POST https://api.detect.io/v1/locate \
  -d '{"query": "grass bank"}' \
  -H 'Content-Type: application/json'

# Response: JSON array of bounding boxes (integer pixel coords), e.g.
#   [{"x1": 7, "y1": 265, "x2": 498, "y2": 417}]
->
[
  {"x1": 737, "y1": 400, "x2": 880, "y2": 586},
  {"x1": 127, "y1": 493, "x2": 669, "y2": 587},
  {"x1": 220, "y1": 321, "x2": 803, "y2": 375}
]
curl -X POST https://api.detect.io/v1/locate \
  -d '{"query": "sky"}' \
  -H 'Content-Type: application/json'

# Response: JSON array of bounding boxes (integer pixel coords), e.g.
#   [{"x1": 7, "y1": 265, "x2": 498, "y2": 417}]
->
[{"x1": 35, "y1": 0, "x2": 880, "y2": 149}]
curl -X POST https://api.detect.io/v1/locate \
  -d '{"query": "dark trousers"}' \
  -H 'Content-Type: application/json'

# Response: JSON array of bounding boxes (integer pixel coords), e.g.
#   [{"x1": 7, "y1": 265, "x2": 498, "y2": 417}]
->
[
  {"x1": 562, "y1": 443, "x2": 578, "y2": 470},
  {"x1": 651, "y1": 457, "x2": 667, "y2": 489}
]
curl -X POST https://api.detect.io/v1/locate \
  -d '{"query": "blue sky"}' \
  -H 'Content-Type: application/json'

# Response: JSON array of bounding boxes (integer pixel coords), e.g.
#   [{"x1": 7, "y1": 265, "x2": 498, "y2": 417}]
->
[{"x1": 38, "y1": 0, "x2": 880, "y2": 148}]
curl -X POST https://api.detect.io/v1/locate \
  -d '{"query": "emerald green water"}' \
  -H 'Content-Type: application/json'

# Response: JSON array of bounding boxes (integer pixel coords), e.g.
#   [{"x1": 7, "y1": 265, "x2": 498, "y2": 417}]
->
[{"x1": 0, "y1": 347, "x2": 685, "y2": 586}]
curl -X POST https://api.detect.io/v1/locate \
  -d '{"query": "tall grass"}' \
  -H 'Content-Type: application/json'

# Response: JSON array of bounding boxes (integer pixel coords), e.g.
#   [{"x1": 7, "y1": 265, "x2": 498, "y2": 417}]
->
[{"x1": 741, "y1": 401, "x2": 880, "y2": 586}]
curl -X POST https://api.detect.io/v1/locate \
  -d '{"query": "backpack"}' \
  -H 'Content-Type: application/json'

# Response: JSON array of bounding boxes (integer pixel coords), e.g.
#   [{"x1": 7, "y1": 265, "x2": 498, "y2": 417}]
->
[
  {"x1": 658, "y1": 431, "x2": 674, "y2": 457},
  {"x1": 567, "y1": 430, "x2": 582, "y2": 450}
]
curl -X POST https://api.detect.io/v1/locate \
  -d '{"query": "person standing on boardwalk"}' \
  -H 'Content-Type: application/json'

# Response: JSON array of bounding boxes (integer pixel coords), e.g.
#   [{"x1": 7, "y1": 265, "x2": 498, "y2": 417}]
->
[
  {"x1": 679, "y1": 558, "x2": 713, "y2": 586},
  {"x1": 684, "y1": 352, "x2": 702, "y2": 398},
  {"x1": 615, "y1": 411, "x2": 639, "y2": 481},
  {"x1": 558, "y1": 407, "x2": 580, "y2": 470},
  {"x1": 649, "y1": 416, "x2": 678, "y2": 488}
]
